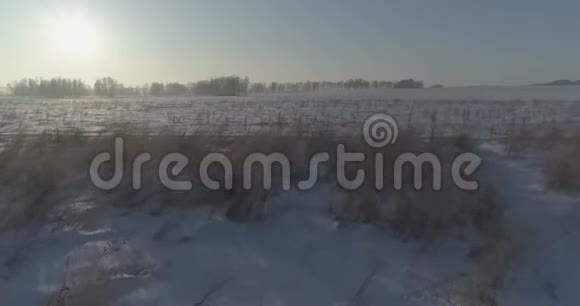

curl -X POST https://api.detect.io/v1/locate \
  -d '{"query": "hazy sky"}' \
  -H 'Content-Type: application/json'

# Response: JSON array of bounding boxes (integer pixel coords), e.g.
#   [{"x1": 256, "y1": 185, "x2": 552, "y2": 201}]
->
[{"x1": 1, "y1": 0, "x2": 579, "y2": 86}]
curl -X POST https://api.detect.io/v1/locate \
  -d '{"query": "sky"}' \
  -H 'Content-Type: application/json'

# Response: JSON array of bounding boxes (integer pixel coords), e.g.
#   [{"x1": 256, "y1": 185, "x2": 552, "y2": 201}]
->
[{"x1": 1, "y1": 0, "x2": 579, "y2": 87}]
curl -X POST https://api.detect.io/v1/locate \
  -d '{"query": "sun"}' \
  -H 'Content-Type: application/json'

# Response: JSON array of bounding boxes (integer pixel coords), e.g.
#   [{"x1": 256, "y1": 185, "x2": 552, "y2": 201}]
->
[{"x1": 46, "y1": 11, "x2": 101, "y2": 59}]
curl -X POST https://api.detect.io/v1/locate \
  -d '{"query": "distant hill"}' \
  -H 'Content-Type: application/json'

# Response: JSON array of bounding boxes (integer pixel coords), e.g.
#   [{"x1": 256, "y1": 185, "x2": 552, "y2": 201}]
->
[{"x1": 532, "y1": 80, "x2": 580, "y2": 86}]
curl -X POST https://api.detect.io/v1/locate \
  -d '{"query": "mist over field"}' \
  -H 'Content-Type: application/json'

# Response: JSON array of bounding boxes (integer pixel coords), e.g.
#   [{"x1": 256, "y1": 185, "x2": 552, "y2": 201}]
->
[{"x1": 2, "y1": 1, "x2": 580, "y2": 306}]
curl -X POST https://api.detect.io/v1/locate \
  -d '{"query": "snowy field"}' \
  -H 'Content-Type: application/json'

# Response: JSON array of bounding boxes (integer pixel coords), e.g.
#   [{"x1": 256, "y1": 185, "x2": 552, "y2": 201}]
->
[
  {"x1": 1, "y1": 86, "x2": 580, "y2": 138},
  {"x1": 1, "y1": 87, "x2": 580, "y2": 306}
]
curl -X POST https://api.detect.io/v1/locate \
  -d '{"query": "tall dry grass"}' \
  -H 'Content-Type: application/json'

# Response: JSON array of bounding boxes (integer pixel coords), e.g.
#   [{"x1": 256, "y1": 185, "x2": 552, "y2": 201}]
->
[
  {"x1": 0, "y1": 131, "x2": 90, "y2": 231},
  {"x1": 332, "y1": 134, "x2": 501, "y2": 240},
  {"x1": 0, "y1": 127, "x2": 500, "y2": 240}
]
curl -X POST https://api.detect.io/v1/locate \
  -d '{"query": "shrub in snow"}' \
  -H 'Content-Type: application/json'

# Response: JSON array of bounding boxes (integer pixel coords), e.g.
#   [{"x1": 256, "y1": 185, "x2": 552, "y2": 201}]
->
[
  {"x1": 544, "y1": 141, "x2": 580, "y2": 192},
  {"x1": 503, "y1": 128, "x2": 533, "y2": 157},
  {"x1": 0, "y1": 132, "x2": 86, "y2": 232}
]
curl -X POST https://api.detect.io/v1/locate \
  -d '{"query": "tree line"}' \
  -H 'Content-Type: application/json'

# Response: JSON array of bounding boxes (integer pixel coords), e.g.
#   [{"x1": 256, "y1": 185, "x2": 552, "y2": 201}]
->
[
  {"x1": 532, "y1": 79, "x2": 580, "y2": 87},
  {"x1": 250, "y1": 78, "x2": 424, "y2": 93},
  {"x1": 5, "y1": 76, "x2": 425, "y2": 98},
  {"x1": 8, "y1": 78, "x2": 90, "y2": 98},
  {"x1": 6, "y1": 77, "x2": 143, "y2": 98}
]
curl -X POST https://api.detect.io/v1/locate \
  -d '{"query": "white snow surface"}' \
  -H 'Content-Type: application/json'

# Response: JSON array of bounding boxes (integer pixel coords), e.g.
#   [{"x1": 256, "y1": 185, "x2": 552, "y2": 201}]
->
[
  {"x1": 2, "y1": 88, "x2": 580, "y2": 305},
  {"x1": 1, "y1": 149, "x2": 579, "y2": 305},
  {"x1": 482, "y1": 151, "x2": 580, "y2": 306},
  {"x1": 1, "y1": 88, "x2": 580, "y2": 139},
  {"x1": 1, "y1": 184, "x2": 476, "y2": 306}
]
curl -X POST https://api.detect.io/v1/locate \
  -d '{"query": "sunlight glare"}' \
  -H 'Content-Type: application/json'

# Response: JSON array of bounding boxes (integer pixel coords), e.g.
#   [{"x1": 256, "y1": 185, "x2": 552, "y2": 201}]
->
[{"x1": 46, "y1": 11, "x2": 101, "y2": 59}]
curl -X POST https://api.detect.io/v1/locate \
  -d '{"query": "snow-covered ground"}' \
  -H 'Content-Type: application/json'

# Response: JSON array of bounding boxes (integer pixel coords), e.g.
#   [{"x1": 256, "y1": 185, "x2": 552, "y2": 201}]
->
[
  {"x1": 1, "y1": 143, "x2": 579, "y2": 305},
  {"x1": 1, "y1": 87, "x2": 580, "y2": 139},
  {"x1": 2, "y1": 88, "x2": 580, "y2": 305},
  {"x1": 482, "y1": 149, "x2": 580, "y2": 306},
  {"x1": 0, "y1": 185, "x2": 470, "y2": 306}
]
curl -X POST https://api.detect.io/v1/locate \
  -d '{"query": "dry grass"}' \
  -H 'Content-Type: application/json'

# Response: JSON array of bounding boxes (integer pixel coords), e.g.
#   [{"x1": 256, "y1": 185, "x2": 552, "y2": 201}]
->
[
  {"x1": 390, "y1": 182, "x2": 499, "y2": 240},
  {"x1": 0, "y1": 128, "x2": 341, "y2": 228},
  {"x1": 332, "y1": 133, "x2": 500, "y2": 240},
  {"x1": 1, "y1": 127, "x2": 498, "y2": 239},
  {"x1": 503, "y1": 124, "x2": 570, "y2": 157},
  {"x1": 0, "y1": 132, "x2": 89, "y2": 232},
  {"x1": 503, "y1": 128, "x2": 533, "y2": 157},
  {"x1": 537, "y1": 126, "x2": 565, "y2": 151},
  {"x1": 332, "y1": 185, "x2": 381, "y2": 224},
  {"x1": 456, "y1": 225, "x2": 526, "y2": 306},
  {"x1": 543, "y1": 133, "x2": 580, "y2": 192},
  {"x1": 492, "y1": 124, "x2": 580, "y2": 192},
  {"x1": 0, "y1": 128, "x2": 520, "y2": 306}
]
